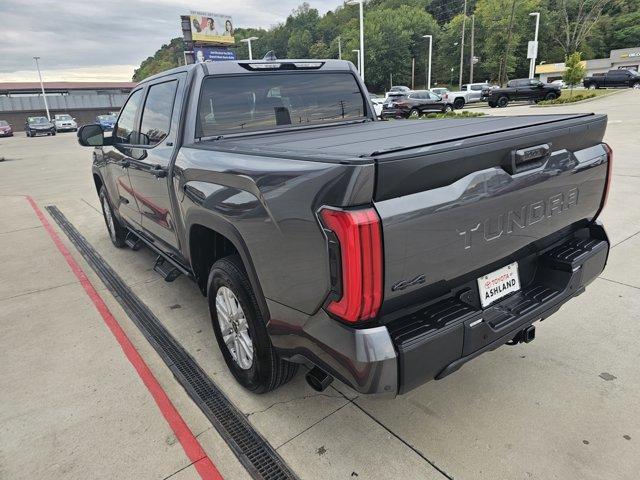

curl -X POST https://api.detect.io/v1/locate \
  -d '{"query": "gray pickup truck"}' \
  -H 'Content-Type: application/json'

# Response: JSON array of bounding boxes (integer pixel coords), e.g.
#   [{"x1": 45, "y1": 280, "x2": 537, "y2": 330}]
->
[{"x1": 77, "y1": 58, "x2": 612, "y2": 396}]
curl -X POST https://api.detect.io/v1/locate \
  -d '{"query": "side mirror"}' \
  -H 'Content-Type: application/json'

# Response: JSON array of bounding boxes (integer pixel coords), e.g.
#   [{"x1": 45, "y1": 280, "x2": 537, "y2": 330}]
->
[{"x1": 77, "y1": 124, "x2": 111, "y2": 147}]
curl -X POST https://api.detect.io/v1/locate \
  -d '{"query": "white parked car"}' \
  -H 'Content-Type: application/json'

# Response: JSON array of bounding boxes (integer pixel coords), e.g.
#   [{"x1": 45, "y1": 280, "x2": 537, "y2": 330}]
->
[
  {"x1": 442, "y1": 82, "x2": 490, "y2": 109},
  {"x1": 550, "y1": 79, "x2": 567, "y2": 89},
  {"x1": 53, "y1": 114, "x2": 78, "y2": 132}
]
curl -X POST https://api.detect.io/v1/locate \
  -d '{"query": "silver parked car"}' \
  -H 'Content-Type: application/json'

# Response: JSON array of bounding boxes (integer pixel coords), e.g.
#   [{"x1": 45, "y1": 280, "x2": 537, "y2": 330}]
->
[{"x1": 53, "y1": 114, "x2": 78, "y2": 132}]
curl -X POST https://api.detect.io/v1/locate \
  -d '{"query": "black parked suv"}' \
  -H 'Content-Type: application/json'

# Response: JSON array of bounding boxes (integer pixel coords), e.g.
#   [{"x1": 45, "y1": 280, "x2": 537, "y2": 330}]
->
[
  {"x1": 381, "y1": 90, "x2": 453, "y2": 118},
  {"x1": 25, "y1": 116, "x2": 56, "y2": 137},
  {"x1": 487, "y1": 79, "x2": 561, "y2": 108}
]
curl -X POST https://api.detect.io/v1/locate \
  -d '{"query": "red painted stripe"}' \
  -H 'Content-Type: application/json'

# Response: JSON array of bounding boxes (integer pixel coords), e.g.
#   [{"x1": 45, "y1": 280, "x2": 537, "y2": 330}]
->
[{"x1": 26, "y1": 197, "x2": 223, "y2": 480}]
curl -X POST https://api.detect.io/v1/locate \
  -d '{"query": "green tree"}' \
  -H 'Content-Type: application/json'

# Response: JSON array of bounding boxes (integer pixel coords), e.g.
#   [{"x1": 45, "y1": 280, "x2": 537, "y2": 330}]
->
[{"x1": 563, "y1": 51, "x2": 586, "y2": 95}]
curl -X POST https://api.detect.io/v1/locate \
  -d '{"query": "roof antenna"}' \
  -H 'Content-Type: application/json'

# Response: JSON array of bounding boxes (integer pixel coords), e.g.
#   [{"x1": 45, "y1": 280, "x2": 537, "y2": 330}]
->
[{"x1": 263, "y1": 51, "x2": 278, "y2": 61}]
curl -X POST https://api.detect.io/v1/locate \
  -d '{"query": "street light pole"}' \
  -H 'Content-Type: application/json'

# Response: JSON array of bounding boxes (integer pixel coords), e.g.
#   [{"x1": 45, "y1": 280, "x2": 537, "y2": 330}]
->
[
  {"x1": 240, "y1": 37, "x2": 259, "y2": 60},
  {"x1": 422, "y1": 35, "x2": 433, "y2": 90},
  {"x1": 337, "y1": 36, "x2": 342, "y2": 59},
  {"x1": 352, "y1": 49, "x2": 361, "y2": 76},
  {"x1": 33, "y1": 56, "x2": 50, "y2": 121},
  {"x1": 529, "y1": 12, "x2": 540, "y2": 78},
  {"x1": 458, "y1": 0, "x2": 468, "y2": 90},
  {"x1": 347, "y1": 0, "x2": 364, "y2": 83}
]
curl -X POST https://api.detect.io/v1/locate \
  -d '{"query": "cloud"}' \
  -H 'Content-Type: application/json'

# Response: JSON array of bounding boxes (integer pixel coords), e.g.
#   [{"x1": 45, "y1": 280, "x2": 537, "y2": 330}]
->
[{"x1": 0, "y1": 0, "x2": 341, "y2": 81}]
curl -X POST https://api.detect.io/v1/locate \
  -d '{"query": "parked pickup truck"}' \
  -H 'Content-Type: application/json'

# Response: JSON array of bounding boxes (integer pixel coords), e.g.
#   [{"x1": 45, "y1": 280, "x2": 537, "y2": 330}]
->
[
  {"x1": 487, "y1": 78, "x2": 561, "y2": 107},
  {"x1": 583, "y1": 69, "x2": 640, "y2": 89},
  {"x1": 77, "y1": 58, "x2": 612, "y2": 396},
  {"x1": 441, "y1": 82, "x2": 489, "y2": 109}
]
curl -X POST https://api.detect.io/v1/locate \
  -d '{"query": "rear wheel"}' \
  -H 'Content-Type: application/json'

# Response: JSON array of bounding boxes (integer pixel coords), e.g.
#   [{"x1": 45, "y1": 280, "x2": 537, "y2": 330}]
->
[
  {"x1": 409, "y1": 108, "x2": 421, "y2": 118},
  {"x1": 208, "y1": 255, "x2": 297, "y2": 393},
  {"x1": 444, "y1": 104, "x2": 454, "y2": 112},
  {"x1": 497, "y1": 96, "x2": 509, "y2": 108},
  {"x1": 99, "y1": 186, "x2": 127, "y2": 248},
  {"x1": 633, "y1": 82, "x2": 640, "y2": 89},
  {"x1": 453, "y1": 98, "x2": 465, "y2": 109}
]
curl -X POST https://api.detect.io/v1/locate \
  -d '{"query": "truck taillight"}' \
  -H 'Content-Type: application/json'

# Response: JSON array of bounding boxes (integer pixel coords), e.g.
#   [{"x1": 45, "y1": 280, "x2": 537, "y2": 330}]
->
[
  {"x1": 319, "y1": 207, "x2": 383, "y2": 323},
  {"x1": 594, "y1": 143, "x2": 613, "y2": 220}
]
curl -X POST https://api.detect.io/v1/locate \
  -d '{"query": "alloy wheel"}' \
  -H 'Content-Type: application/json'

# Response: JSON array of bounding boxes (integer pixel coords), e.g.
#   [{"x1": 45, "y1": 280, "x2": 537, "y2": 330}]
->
[{"x1": 216, "y1": 286, "x2": 253, "y2": 370}]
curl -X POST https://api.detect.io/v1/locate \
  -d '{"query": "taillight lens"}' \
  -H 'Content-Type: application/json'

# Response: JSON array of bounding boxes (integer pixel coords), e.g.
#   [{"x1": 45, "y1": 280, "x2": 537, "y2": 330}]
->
[
  {"x1": 319, "y1": 207, "x2": 383, "y2": 323},
  {"x1": 594, "y1": 143, "x2": 613, "y2": 220}
]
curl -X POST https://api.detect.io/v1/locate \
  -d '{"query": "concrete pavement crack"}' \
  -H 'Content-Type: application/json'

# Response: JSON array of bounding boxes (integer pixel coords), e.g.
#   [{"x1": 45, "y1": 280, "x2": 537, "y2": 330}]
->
[
  {"x1": 612, "y1": 229, "x2": 640, "y2": 248},
  {"x1": 246, "y1": 392, "x2": 345, "y2": 417},
  {"x1": 274, "y1": 400, "x2": 352, "y2": 451},
  {"x1": 161, "y1": 457, "x2": 204, "y2": 480},
  {"x1": 598, "y1": 276, "x2": 640, "y2": 291}
]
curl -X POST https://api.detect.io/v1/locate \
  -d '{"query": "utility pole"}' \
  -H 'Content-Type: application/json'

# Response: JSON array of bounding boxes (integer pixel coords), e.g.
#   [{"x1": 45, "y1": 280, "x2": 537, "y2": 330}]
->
[
  {"x1": 33, "y1": 56, "x2": 50, "y2": 121},
  {"x1": 469, "y1": 14, "x2": 475, "y2": 83},
  {"x1": 458, "y1": 0, "x2": 467, "y2": 90},
  {"x1": 412, "y1": 57, "x2": 416, "y2": 90},
  {"x1": 337, "y1": 36, "x2": 342, "y2": 59}
]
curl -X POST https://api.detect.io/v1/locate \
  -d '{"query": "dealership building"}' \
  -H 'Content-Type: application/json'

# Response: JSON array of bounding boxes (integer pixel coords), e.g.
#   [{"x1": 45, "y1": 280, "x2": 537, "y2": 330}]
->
[
  {"x1": 0, "y1": 81, "x2": 136, "y2": 131},
  {"x1": 536, "y1": 47, "x2": 640, "y2": 83}
]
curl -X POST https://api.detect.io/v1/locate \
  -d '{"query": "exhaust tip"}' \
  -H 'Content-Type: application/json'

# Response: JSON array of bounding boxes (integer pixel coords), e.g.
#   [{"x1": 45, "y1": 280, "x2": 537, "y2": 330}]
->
[{"x1": 305, "y1": 367, "x2": 333, "y2": 392}]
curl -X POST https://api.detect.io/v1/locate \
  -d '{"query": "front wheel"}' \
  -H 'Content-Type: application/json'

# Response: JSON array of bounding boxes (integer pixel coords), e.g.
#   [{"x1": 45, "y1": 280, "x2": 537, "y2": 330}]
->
[
  {"x1": 544, "y1": 92, "x2": 557, "y2": 101},
  {"x1": 633, "y1": 82, "x2": 640, "y2": 89},
  {"x1": 208, "y1": 255, "x2": 297, "y2": 393},
  {"x1": 409, "y1": 108, "x2": 421, "y2": 118},
  {"x1": 444, "y1": 104, "x2": 454, "y2": 112},
  {"x1": 99, "y1": 186, "x2": 127, "y2": 247},
  {"x1": 588, "y1": 84, "x2": 597, "y2": 90}
]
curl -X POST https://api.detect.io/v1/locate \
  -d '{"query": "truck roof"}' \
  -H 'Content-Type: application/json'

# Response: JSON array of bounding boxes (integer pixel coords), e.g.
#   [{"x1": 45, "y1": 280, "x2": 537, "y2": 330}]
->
[{"x1": 137, "y1": 58, "x2": 356, "y2": 86}]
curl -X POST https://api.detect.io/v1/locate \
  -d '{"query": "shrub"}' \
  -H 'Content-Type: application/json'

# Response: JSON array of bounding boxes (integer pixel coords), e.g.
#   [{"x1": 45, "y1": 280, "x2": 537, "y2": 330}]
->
[{"x1": 420, "y1": 111, "x2": 485, "y2": 119}]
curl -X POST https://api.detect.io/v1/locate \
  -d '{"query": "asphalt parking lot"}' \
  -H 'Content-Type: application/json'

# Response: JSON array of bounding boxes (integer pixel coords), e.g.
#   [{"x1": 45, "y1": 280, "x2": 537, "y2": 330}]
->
[{"x1": 1, "y1": 90, "x2": 639, "y2": 480}]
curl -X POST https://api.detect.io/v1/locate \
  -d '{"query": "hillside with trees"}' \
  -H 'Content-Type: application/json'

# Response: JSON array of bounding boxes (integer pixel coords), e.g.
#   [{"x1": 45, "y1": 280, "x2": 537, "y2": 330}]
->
[{"x1": 132, "y1": 0, "x2": 639, "y2": 91}]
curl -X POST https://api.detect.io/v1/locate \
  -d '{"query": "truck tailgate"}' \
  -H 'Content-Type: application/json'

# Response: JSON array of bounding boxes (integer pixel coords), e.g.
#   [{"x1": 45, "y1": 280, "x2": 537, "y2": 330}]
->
[{"x1": 372, "y1": 113, "x2": 608, "y2": 316}]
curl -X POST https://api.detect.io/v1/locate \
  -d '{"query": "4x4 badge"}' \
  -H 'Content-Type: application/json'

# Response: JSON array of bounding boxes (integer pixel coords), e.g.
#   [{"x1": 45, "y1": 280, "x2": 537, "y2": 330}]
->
[{"x1": 392, "y1": 274, "x2": 426, "y2": 291}]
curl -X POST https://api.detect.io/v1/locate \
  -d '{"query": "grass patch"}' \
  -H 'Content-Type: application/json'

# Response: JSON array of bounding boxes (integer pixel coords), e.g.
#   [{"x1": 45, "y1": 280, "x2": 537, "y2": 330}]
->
[
  {"x1": 538, "y1": 92, "x2": 597, "y2": 105},
  {"x1": 419, "y1": 111, "x2": 485, "y2": 119}
]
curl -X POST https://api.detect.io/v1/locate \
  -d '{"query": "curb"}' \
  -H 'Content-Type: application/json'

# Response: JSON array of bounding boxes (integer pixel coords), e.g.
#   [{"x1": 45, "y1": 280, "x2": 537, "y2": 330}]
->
[{"x1": 532, "y1": 89, "x2": 626, "y2": 107}]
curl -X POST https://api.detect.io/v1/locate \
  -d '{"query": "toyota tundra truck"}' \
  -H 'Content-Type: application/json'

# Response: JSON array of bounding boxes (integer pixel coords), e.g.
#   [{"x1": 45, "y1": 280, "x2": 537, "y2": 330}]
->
[{"x1": 77, "y1": 58, "x2": 612, "y2": 396}]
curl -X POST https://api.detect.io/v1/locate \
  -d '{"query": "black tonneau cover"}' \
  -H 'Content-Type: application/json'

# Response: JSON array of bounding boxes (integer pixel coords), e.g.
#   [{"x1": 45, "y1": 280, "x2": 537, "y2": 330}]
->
[
  {"x1": 204, "y1": 114, "x2": 598, "y2": 159},
  {"x1": 202, "y1": 113, "x2": 607, "y2": 200}
]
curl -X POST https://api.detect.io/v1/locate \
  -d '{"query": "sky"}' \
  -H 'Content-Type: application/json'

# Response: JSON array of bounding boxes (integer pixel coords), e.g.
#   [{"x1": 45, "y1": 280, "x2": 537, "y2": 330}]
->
[{"x1": 0, "y1": 0, "x2": 340, "y2": 82}]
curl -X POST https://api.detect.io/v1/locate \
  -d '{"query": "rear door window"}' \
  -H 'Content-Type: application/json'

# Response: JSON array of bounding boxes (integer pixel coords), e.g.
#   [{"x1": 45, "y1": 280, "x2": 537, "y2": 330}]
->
[{"x1": 139, "y1": 80, "x2": 178, "y2": 146}]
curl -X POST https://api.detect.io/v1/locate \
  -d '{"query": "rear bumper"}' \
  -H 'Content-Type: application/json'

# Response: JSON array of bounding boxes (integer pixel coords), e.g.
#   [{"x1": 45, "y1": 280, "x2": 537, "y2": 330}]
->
[{"x1": 270, "y1": 224, "x2": 609, "y2": 395}]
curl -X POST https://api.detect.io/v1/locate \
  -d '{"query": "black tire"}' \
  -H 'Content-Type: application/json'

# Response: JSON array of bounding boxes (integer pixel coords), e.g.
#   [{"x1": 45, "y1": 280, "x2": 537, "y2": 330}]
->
[
  {"x1": 208, "y1": 255, "x2": 297, "y2": 393},
  {"x1": 544, "y1": 92, "x2": 557, "y2": 101},
  {"x1": 488, "y1": 101, "x2": 497, "y2": 108},
  {"x1": 497, "y1": 96, "x2": 509, "y2": 108},
  {"x1": 444, "y1": 104, "x2": 454, "y2": 112},
  {"x1": 99, "y1": 186, "x2": 127, "y2": 248},
  {"x1": 453, "y1": 98, "x2": 465, "y2": 109},
  {"x1": 51, "y1": 131, "x2": 56, "y2": 136},
  {"x1": 409, "y1": 108, "x2": 421, "y2": 118}
]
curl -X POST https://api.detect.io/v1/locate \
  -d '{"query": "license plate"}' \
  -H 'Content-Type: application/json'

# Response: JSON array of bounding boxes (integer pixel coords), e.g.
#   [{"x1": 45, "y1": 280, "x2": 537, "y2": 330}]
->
[{"x1": 478, "y1": 262, "x2": 520, "y2": 308}]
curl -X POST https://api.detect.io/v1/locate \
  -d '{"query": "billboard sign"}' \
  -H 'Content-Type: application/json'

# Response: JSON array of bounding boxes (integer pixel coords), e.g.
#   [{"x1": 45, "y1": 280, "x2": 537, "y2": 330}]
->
[
  {"x1": 194, "y1": 47, "x2": 236, "y2": 63},
  {"x1": 190, "y1": 11, "x2": 234, "y2": 44}
]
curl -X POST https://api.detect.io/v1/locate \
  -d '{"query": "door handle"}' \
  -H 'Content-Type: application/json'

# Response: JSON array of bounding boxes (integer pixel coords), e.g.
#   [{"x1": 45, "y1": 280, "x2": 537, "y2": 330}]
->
[{"x1": 152, "y1": 165, "x2": 168, "y2": 179}]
